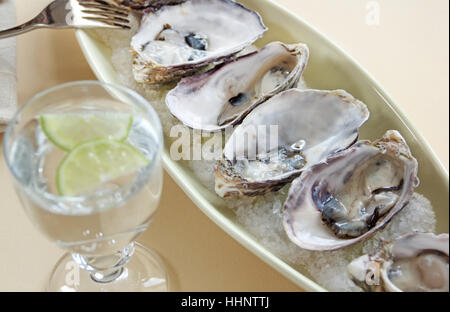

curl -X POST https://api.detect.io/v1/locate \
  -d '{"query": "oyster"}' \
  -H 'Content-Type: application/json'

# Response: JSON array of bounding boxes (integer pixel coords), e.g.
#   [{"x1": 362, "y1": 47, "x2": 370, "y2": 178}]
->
[
  {"x1": 112, "y1": 0, "x2": 186, "y2": 11},
  {"x1": 166, "y1": 42, "x2": 309, "y2": 131},
  {"x1": 348, "y1": 232, "x2": 449, "y2": 292},
  {"x1": 215, "y1": 89, "x2": 370, "y2": 197},
  {"x1": 130, "y1": 0, "x2": 267, "y2": 85},
  {"x1": 282, "y1": 130, "x2": 420, "y2": 251}
]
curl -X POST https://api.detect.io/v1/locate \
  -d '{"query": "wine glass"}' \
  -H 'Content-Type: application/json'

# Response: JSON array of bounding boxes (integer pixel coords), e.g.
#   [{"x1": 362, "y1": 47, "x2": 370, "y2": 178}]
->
[{"x1": 3, "y1": 81, "x2": 167, "y2": 292}]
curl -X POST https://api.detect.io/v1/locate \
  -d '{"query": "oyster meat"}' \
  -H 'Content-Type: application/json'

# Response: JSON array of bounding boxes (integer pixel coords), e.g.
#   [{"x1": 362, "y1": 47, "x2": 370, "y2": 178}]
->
[
  {"x1": 166, "y1": 42, "x2": 309, "y2": 131},
  {"x1": 215, "y1": 89, "x2": 370, "y2": 197},
  {"x1": 112, "y1": 0, "x2": 186, "y2": 11},
  {"x1": 348, "y1": 232, "x2": 449, "y2": 292},
  {"x1": 282, "y1": 130, "x2": 420, "y2": 251},
  {"x1": 130, "y1": 0, "x2": 267, "y2": 85}
]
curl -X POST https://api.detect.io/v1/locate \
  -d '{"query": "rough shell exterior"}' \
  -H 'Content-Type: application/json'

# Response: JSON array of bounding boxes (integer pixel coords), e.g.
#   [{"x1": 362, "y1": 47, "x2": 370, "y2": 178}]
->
[
  {"x1": 131, "y1": 49, "x2": 215, "y2": 85},
  {"x1": 215, "y1": 160, "x2": 298, "y2": 197}
]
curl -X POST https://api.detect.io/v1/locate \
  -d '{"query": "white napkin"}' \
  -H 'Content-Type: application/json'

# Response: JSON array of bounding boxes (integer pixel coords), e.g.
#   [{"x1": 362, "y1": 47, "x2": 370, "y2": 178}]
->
[{"x1": 0, "y1": 0, "x2": 17, "y2": 132}]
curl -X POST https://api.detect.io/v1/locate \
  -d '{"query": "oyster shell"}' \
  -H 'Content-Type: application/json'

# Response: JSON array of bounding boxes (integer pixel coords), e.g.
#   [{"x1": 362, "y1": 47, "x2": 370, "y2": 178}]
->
[
  {"x1": 215, "y1": 89, "x2": 370, "y2": 197},
  {"x1": 282, "y1": 130, "x2": 420, "y2": 251},
  {"x1": 130, "y1": 0, "x2": 267, "y2": 85},
  {"x1": 348, "y1": 232, "x2": 449, "y2": 292},
  {"x1": 166, "y1": 42, "x2": 309, "y2": 131}
]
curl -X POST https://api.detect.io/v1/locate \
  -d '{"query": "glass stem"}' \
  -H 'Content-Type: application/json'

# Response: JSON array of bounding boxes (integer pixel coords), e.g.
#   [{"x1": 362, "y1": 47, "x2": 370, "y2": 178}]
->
[{"x1": 72, "y1": 242, "x2": 135, "y2": 284}]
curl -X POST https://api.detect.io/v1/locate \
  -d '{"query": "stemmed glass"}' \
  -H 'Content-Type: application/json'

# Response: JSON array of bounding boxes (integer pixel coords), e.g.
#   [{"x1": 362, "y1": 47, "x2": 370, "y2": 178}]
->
[{"x1": 3, "y1": 81, "x2": 167, "y2": 292}]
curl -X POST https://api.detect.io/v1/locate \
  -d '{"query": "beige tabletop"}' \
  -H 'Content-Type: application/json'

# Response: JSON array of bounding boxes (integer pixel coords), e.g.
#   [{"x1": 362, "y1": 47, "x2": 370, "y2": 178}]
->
[{"x1": 0, "y1": 0, "x2": 448, "y2": 291}]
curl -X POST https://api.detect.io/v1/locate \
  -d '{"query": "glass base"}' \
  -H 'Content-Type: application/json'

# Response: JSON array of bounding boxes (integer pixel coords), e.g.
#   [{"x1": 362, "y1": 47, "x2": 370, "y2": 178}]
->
[{"x1": 47, "y1": 243, "x2": 168, "y2": 292}]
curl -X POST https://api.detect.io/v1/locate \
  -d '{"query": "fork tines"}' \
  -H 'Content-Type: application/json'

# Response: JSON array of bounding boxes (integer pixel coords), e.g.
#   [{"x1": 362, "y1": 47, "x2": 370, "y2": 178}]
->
[{"x1": 77, "y1": 0, "x2": 131, "y2": 29}]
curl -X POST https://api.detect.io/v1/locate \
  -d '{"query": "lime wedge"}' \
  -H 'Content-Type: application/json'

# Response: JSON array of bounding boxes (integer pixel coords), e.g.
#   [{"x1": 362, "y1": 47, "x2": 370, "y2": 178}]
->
[
  {"x1": 57, "y1": 139, "x2": 149, "y2": 196},
  {"x1": 41, "y1": 112, "x2": 133, "y2": 151}
]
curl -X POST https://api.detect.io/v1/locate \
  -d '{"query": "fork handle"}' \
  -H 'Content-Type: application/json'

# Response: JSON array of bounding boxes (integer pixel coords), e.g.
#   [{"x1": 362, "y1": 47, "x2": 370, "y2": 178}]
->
[
  {"x1": 0, "y1": 12, "x2": 53, "y2": 40},
  {"x1": 0, "y1": 20, "x2": 42, "y2": 40},
  {"x1": 0, "y1": 8, "x2": 69, "y2": 40}
]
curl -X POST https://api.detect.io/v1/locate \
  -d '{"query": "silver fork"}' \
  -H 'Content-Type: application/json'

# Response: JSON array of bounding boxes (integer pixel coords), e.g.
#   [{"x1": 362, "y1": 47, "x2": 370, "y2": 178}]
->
[{"x1": 0, "y1": 0, "x2": 130, "y2": 40}]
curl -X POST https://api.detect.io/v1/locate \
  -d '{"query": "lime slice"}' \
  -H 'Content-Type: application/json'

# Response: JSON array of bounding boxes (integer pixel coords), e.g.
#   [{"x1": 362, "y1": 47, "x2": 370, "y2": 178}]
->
[
  {"x1": 57, "y1": 139, "x2": 149, "y2": 196},
  {"x1": 41, "y1": 112, "x2": 133, "y2": 151}
]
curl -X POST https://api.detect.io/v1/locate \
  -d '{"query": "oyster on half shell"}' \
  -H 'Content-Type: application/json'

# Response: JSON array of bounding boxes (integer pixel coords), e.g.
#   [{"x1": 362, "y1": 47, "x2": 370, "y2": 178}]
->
[
  {"x1": 215, "y1": 89, "x2": 370, "y2": 197},
  {"x1": 130, "y1": 0, "x2": 267, "y2": 85},
  {"x1": 282, "y1": 130, "x2": 420, "y2": 251},
  {"x1": 166, "y1": 42, "x2": 309, "y2": 131},
  {"x1": 348, "y1": 232, "x2": 449, "y2": 292}
]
